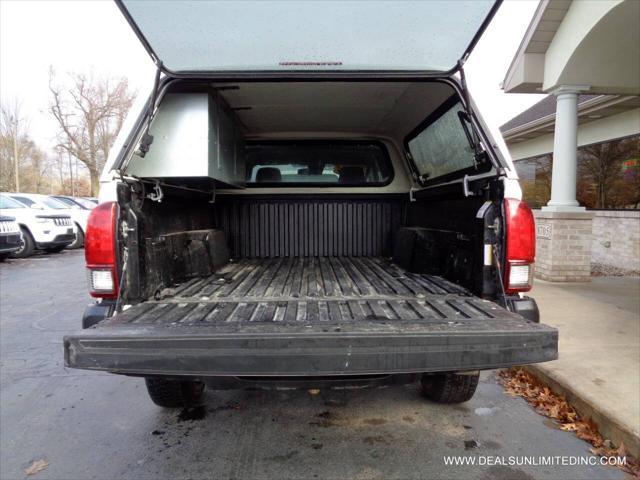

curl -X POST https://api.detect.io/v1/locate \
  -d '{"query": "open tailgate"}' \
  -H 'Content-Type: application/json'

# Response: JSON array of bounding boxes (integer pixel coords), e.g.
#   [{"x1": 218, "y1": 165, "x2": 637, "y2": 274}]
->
[{"x1": 65, "y1": 263, "x2": 557, "y2": 377}]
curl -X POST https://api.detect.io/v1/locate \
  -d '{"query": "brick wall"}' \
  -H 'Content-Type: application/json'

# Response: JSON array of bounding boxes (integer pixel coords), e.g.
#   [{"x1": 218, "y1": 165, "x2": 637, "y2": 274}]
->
[
  {"x1": 591, "y1": 210, "x2": 640, "y2": 271},
  {"x1": 533, "y1": 211, "x2": 593, "y2": 282}
]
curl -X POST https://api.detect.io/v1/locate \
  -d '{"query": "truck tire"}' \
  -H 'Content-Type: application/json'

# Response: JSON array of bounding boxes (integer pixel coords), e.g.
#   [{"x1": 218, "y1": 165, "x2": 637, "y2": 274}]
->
[
  {"x1": 11, "y1": 227, "x2": 34, "y2": 258},
  {"x1": 420, "y1": 372, "x2": 479, "y2": 403},
  {"x1": 144, "y1": 378, "x2": 205, "y2": 408}
]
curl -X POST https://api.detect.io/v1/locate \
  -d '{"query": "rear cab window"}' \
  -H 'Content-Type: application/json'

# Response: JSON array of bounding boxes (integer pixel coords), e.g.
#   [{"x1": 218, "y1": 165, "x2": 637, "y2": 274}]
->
[{"x1": 246, "y1": 142, "x2": 393, "y2": 187}]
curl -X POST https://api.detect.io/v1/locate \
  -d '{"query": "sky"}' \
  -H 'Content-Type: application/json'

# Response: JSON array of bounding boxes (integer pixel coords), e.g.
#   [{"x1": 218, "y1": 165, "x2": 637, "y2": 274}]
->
[{"x1": 0, "y1": 0, "x2": 546, "y2": 157}]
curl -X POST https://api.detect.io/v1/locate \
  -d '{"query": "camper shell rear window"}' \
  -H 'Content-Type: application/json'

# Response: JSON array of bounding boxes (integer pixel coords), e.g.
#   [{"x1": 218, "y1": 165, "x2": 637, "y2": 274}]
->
[{"x1": 245, "y1": 141, "x2": 394, "y2": 187}]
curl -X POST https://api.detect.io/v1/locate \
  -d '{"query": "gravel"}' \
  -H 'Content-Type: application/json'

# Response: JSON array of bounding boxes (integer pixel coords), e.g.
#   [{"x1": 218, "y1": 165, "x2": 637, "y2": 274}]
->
[{"x1": 591, "y1": 263, "x2": 640, "y2": 277}]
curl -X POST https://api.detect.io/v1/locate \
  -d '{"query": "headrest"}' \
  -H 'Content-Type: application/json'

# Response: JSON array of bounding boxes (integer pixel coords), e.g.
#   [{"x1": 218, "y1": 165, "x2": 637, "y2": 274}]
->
[
  {"x1": 256, "y1": 167, "x2": 282, "y2": 182},
  {"x1": 338, "y1": 166, "x2": 365, "y2": 184}
]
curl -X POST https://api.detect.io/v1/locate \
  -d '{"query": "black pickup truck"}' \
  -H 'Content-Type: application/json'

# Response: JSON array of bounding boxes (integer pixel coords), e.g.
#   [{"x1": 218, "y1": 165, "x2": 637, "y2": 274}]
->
[{"x1": 64, "y1": 0, "x2": 557, "y2": 408}]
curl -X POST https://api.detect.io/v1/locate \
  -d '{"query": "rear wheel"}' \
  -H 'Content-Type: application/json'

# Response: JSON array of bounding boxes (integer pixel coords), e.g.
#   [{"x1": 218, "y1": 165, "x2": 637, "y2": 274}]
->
[
  {"x1": 144, "y1": 378, "x2": 205, "y2": 408},
  {"x1": 420, "y1": 372, "x2": 479, "y2": 403},
  {"x1": 68, "y1": 225, "x2": 84, "y2": 249},
  {"x1": 10, "y1": 227, "x2": 34, "y2": 258}
]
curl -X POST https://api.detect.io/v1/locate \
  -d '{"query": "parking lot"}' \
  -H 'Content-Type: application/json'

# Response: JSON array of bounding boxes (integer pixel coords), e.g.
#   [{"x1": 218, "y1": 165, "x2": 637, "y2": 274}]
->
[{"x1": 0, "y1": 251, "x2": 626, "y2": 480}]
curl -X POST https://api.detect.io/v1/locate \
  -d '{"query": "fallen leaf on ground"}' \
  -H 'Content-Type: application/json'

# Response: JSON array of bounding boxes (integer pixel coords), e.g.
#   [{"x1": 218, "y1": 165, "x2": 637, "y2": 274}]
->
[
  {"x1": 24, "y1": 459, "x2": 49, "y2": 476},
  {"x1": 499, "y1": 368, "x2": 640, "y2": 477},
  {"x1": 559, "y1": 423, "x2": 577, "y2": 431},
  {"x1": 617, "y1": 442, "x2": 628, "y2": 458}
]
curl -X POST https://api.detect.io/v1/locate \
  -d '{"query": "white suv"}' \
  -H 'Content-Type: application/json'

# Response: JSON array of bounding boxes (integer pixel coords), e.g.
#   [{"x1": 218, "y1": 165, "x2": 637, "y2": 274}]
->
[
  {"x1": 6, "y1": 193, "x2": 88, "y2": 249},
  {"x1": 0, "y1": 194, "x2": 76, "y2": 258},
  {"x1": 0, "y1": 215, "x2": 22, "y2": 261}
]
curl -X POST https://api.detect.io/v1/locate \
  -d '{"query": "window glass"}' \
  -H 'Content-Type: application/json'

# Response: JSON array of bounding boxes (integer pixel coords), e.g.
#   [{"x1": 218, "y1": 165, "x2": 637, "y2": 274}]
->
[
  {"x1": 246, "y1": 143, "x2": 393, "y2": 186},
  {"x1": 516, "y1": 135, "x2": 640, "y2": 209},
  {"x1": 0, "y1": 195, "x2": 26, "y2": 209},
  {"x1": 41, "y1": 197, "x2": 67, "y2": 209},
  {"x1": 407, "y1": 101, "x2": 478, "y2": 181},
  {"x1": 11, "y1": 196, "x2": 35, "y2": 207},
  {"x1": 53, "y1": 197, "x2": 77, "y2": 207},
  {"x1": 75, "y1": 198, "x2": 97, "y2": 209}
]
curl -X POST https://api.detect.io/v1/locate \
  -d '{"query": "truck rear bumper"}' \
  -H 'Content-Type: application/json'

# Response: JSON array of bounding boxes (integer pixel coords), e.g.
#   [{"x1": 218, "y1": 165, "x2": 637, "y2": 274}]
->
[{"x1": 64, "y1": 322, "x2": 558, "y2": 377}]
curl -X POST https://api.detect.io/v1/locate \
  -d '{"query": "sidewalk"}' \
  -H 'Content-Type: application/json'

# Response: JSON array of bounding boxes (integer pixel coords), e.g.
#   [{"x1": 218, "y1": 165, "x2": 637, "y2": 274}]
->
[{"x1": 527, "y1": 276, "x2": 640, "y2": 457}]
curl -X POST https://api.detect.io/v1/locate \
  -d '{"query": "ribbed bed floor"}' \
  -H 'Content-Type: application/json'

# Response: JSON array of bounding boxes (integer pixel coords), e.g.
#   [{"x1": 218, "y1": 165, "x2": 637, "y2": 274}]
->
[{"x1": 107, "y1": 258, "x2": 511, "y2": 327}]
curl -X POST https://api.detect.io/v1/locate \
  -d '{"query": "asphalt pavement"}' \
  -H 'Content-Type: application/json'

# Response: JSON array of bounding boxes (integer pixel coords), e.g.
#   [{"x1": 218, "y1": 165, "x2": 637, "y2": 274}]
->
[{"x1": 0, "y1": 251, "x2": 627, "y2": 480}]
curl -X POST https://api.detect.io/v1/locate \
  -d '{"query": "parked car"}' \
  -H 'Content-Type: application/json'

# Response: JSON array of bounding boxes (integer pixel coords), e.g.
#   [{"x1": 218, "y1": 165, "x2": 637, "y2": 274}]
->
[
  {"x1": 64, "y1": 0, "x2": 558, "y2": 409},
  {"x1": 75, "y1": 197, "x2": 98, "y2": 210},
  {"x1": 83, "y1": 197, "x2": 99, "y2": 206},
  {"x1": 0, "y1": 215, "x2": 22, "y2": 261},
  {"x1": 51, "y1": 195, "x2": 96, "y2": 211},
  {"x1": 7, "y1": 193, "x2": 88, "y2": 249},
  {"x1": 0, "y1": 194, "x2": 75, "y2": 258}
]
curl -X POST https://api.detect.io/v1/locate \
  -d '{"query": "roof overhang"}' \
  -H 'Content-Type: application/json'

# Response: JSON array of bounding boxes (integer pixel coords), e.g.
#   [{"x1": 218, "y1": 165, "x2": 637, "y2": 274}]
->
[
  {"x1": 502, "y1": 0, "x2": 570, "y2": 94},
  {"x1": 503, "y1": 0, "x2": 640, "y2": 95},
  {"x1": 501, "y1": 95, "x2": 640, "y2": 143}
]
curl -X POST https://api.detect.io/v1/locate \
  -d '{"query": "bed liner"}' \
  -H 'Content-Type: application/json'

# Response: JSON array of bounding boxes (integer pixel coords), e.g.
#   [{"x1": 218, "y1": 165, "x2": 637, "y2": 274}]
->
[
  {"x1": 64, "y1": 257, "x2": 558, "y2": 376},
  {"x1": 112, "y1": 257, "x2": 493, "y2": 325}
]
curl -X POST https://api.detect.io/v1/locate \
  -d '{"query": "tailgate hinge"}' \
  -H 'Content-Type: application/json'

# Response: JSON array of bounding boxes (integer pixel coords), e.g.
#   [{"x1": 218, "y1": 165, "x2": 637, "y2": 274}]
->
[{"x1": 491, "y1": 244, "x2": 511, "y2": 308}]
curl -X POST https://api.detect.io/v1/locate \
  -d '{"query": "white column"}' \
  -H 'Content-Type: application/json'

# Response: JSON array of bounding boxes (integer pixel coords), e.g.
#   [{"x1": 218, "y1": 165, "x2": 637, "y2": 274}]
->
[{"x1": 543, "y1": 85, "x2": 589, "y2": 212}]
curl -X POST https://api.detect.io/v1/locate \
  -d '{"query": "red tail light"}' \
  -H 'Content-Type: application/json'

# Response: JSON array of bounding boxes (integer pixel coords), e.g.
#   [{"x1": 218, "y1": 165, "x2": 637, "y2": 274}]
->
[
  {"x1": 504, "y1": 198, "x2": 535, "y2": 294},
  {"x1": 85, "y1": 201, "x2": 118, "y2": 298}
]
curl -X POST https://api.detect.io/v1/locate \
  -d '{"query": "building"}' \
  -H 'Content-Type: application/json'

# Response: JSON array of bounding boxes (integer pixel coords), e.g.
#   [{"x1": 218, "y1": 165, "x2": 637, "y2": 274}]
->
[
  {"x1": 501, "y1": 94, "x2": 639, "y2": 210},
  {"x1": 501, "y1": 0, "x2": 639, "y2": 281}
]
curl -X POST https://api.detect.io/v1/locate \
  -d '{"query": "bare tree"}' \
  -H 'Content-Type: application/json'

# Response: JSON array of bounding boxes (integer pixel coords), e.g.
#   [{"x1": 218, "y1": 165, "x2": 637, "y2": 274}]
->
[
  {"x1": 0, "y1": 101, "x2": 51, "y2": 193},
  {"x1": 54, "y1": 146, "x2": 66, "y2": 193},
  {"x1": 0, "y1": 100, "x2": 27, "y2": 191},
  {"x1": 49, "y1": 70, "x2": 136, "y2": 195},
  {"x1": 579, "y1": 137, "x2": 639, "y2": 208},
  {"x1": 20, "y1": 140, "x2": 49, "y2": 193},
  {"x1": 519, "y1": 154, "x2": 552, "y2": 208}
]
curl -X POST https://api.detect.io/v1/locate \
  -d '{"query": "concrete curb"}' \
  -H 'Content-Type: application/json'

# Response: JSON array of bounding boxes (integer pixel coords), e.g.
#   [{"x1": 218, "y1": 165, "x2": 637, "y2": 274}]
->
[{"x1": 524, "y1": 365, "x2": 640, "y2": 459}]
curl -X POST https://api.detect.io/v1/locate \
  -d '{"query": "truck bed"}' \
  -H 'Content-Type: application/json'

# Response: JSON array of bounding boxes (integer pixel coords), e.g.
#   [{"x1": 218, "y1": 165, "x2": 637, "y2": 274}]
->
[
  {"x1": 112, "y1": 257, "x2": 492, "y2": 325},
  {"x1": 65, "y1": 257, "x2": 558, "y2": 376}
]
